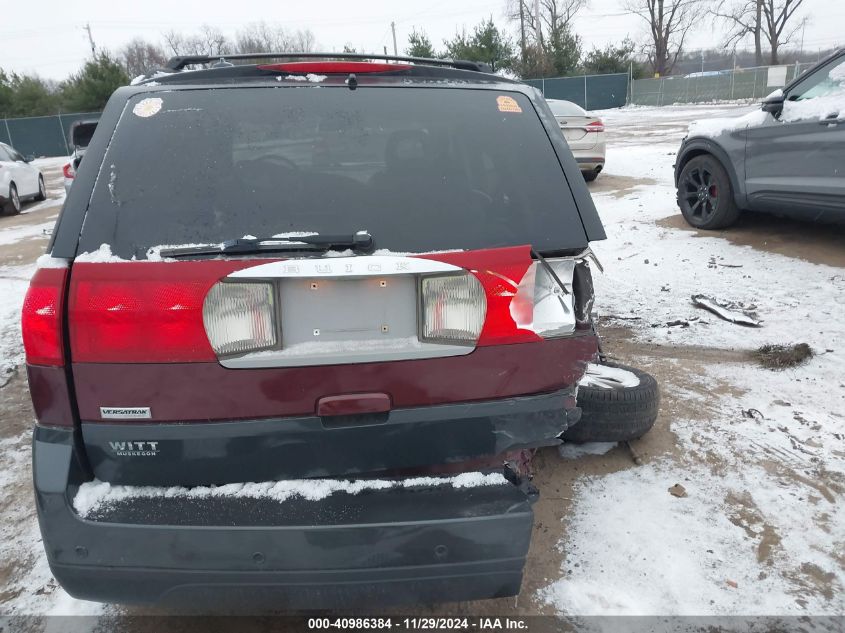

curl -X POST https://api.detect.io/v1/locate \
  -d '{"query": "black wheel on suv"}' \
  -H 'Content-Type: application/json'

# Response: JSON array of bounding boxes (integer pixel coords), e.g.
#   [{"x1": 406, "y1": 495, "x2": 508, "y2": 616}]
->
[
  {"x1": 35, "y1": 175, "x2": 47, "y2": 201},
  {"x1": 3, "y1": 183, "x2": 21, "y2": 215},
  {"x1": 677, "y1": 155, "x2": 740, "y2": 229},
  {"x1": 583, "y1": 170, "x2": 599, "y2": 182},
  {"x1": 563, "y1": 362, "x2": 659, "y2": 443}
]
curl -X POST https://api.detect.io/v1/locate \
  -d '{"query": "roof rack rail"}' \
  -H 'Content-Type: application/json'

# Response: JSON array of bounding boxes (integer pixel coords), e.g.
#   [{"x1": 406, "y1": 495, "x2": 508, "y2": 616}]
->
[{"x1": 164, "y1": 52, "x2": 492, "y2": 73}]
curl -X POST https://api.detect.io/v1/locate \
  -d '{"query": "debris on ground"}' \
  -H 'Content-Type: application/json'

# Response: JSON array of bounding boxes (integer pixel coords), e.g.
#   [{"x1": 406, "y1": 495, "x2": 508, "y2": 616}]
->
[
  {"x1": 668, "y1": 483, "x2": 688, "y2": 498},
  {"x1": 691, "y1": 294, "x2": 762, "y2": 327},
  {"x1": 752, "y1": 343, "x2": 814, "y2": 370},
  {"x1": 742, "y1": 408, "x2": 765, "y2": 420},
  {"x1": 726, "y1": 579, "x2": 738, "y2": 589}
]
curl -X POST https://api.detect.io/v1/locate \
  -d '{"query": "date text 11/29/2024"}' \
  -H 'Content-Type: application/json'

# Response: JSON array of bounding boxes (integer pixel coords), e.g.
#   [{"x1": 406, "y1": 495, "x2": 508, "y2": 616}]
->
[{"x1": 308, "y1": 618, "x2": 530, "y2": 630}]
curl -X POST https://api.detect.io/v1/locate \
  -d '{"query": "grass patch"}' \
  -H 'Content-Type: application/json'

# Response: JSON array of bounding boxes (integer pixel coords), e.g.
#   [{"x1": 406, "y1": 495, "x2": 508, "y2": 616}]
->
[{"x1": 752, "y1": 343, "x2": 814, "y2": 370}]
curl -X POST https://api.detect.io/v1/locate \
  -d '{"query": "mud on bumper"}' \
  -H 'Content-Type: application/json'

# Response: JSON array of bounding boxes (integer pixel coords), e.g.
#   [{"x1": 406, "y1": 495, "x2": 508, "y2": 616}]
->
[{"x1": 34, "y1": 391, "x2": 578, "y2": 607}]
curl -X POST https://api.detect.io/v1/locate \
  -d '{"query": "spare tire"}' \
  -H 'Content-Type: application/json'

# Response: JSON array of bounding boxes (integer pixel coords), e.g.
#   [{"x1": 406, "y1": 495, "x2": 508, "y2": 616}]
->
[{"x1": 563, "y1": 362, "x2": 659, "y2": 443}]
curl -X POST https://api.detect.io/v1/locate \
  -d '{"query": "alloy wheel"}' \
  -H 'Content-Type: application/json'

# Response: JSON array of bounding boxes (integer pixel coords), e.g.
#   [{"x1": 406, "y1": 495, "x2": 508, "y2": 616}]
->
[{"x1": 682, "y1": 166, "x2": 719, "y2": 222}]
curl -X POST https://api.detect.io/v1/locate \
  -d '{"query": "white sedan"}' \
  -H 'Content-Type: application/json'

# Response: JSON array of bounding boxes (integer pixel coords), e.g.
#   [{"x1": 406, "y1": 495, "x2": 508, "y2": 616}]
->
[
  {"x1": 546, "y1": 99, "x2": 607, "y2": 182},
  {"x1": 0, "y1": 142, "x2": 46, "y2": 215}
]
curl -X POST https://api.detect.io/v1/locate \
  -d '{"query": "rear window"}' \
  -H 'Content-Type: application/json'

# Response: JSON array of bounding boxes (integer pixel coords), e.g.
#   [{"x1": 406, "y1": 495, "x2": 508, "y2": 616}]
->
[
  {"x1": 71, "y1": 122, "x2": 97, "y2": 149},
  {"x1": 78, "y1": 87, "x2": 587, "y2": 259}
]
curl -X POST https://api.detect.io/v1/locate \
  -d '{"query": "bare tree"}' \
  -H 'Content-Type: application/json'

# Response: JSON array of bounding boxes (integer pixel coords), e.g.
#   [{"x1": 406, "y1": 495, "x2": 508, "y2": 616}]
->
[
  {"x1": 711, "y1": 0, "x2": 763, "y2": 65},
  {"x1": 507, "y1": 0, "x2": 586, "y2": 49},
  {"x1": 624, "y1": 0, "x2": 704, "y2": 76},
  {"x1": 506, "y1": 0, "x2": 587, "y2": 76},
  {"x1": 760, "y1": 0, "x2": 806, "y2": 64},
  {"x1": 119, "y1": 38, "x2": 168, "y2": 77},
  {"x1": 162, "y1": 25, "x2": 232, "y2": 57},
  {"x1": 234, "y1": 22, "x2": 317, "y2": 54}
]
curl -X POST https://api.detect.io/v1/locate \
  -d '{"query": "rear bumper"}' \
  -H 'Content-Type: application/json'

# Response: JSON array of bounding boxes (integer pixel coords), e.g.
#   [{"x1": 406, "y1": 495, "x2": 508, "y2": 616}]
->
[
  {"x1": 34, "y1": 427, "x2": 538, "y2": 607},
  {"x1": 575, "y1": 157, "x2": 605, "y2": 171},
  {"x1": 82, "y1": 389, "x2": 581, "y2": 486}
]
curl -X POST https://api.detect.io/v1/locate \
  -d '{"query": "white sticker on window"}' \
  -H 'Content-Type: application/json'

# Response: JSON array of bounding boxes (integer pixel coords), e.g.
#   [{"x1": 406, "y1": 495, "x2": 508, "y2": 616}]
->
[{"x1": 133, "y1": 97, "x2": 163, "y2": 118}]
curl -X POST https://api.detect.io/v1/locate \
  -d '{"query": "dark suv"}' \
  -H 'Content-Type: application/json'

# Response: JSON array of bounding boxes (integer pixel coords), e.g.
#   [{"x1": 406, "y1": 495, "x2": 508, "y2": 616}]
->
[
  {"x1": 23, "y1": 54, "x2": 606, "y2": 608},
  {"x1": 676, "y1": 48, "x2": 845, "y2": 229}
]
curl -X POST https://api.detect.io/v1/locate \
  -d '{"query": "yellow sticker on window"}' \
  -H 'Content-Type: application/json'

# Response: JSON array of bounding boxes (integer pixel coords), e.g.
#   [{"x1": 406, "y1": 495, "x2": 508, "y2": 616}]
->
[{"x1": 497, "y1": 95, "x2": 522, "y2": 113}]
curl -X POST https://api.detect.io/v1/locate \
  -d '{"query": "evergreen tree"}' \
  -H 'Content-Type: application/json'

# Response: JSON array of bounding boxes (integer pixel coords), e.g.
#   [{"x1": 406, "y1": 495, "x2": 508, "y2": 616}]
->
[
  {"x1": 61, "y1": 54, "x2": 129, "y2": 113},
  {"x1": 406, "y1": 29, "x2": 436, "y2": 58}
]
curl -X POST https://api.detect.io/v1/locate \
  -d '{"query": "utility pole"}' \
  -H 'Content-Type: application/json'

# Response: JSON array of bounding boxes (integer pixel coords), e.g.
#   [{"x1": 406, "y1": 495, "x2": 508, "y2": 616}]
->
[
  {"x1": 799, "y1": 20, "x2": 806, "y2": 59},
  {"x1": 533, "y1": 0, "x2": 543, "y2": 47},
  {"x1": 390, "y1": 21, "x2": 398, "y2": 56},
  {"x1": 83, "y1": 22, "x2": 96, "y2": 57},
  {"x1": 519, "y1": 0, "x2": 526, "y2": 63}
]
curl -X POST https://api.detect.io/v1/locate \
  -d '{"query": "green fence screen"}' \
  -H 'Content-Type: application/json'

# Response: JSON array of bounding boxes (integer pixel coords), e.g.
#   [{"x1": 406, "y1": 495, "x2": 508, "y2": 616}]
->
[
  {"x1": 0, "y1": 112, "x2": 101, "y2": 158},
  {"x1": 524, "y1": 73, "x2": 629, "y2": 110},
  {"x1": 630, "y1": 64, "x2": 806, "y2": 106}
]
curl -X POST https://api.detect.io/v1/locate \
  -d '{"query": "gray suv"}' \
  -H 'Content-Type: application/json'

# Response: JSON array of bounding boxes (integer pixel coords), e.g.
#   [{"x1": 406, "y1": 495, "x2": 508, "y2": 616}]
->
[{"x1": 675, "y1": 48, "x2": 845, "y2": 229}]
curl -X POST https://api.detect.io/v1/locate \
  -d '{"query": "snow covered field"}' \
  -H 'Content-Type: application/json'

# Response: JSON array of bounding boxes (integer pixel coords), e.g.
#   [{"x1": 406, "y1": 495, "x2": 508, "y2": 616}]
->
[
  {"x1": 0, "y1": 105, "x2": 842, "y2": 623},
  {"x1": 540, "y1": 104, "x2": 845, "y2": 617}
]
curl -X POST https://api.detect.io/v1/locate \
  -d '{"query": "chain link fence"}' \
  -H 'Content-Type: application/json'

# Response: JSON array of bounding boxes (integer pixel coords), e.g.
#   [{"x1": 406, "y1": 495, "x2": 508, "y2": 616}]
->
[
  {"x1": 630, "y1": 63, "x2": 807, "y2": 106},
  {"x1": 0, "y1": 112, "x2": 101, "y2": 158}
]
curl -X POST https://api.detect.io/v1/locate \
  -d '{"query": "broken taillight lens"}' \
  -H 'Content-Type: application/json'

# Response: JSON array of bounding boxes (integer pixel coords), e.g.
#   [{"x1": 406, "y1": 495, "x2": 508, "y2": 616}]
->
[
  {"x1": 202, "y1": 282, "x2": 277, "y2": 355},
  {"x1": 509, "y1": 258, "x2": 577, "y2": 338},
  {"x1": 419, "y1": 273, "x2": 486, "y2": 344}
]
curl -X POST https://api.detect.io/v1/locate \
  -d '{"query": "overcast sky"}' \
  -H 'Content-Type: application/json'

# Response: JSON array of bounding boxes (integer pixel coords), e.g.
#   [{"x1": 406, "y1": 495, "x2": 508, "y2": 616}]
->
[{"x1": 3, "y1": 0, "x2": 842, "y2": 80}]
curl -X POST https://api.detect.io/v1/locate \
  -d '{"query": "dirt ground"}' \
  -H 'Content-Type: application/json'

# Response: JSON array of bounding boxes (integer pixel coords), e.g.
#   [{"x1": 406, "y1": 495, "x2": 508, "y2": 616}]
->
[{"x1": 1, "y1": 116, "x2": 843, "y2": 626}]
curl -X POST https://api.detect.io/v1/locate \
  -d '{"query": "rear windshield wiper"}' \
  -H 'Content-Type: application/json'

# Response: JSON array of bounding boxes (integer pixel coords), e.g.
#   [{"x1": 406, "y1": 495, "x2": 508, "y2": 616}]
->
[{"x1": 159, "y1": 231, "x2": 374, "y2": 258}]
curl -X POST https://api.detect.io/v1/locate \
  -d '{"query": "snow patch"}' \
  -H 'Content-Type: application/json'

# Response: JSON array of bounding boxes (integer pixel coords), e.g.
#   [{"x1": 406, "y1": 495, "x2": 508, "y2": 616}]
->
[
  {"x1": 782, "y1": 91, "x2": 845, "y2": 122},
  {"x1": 73, "y1": 244, "x2": 129, "y2": 263},
  {"x1": 272, "y1": 231, "x2": 318, "y2": 238},
  {"x1": 0, "y1": 221, "x2": 56, "y2": 246},
  {"x1": 73, "y1": 473, "x2": 508, "y2": 518},
  {"x1": 687, "y1": 109, "x2": 770, "y2": 137},
  {"x1": 35, "y1": 254, "x2": 68, "y2": 269},
  {"x1": 558, "y1": 442, "x2": 617, "y2": 459},
  {"x1": 281, "y1": 74, "x2": 326, "y2": 83}
]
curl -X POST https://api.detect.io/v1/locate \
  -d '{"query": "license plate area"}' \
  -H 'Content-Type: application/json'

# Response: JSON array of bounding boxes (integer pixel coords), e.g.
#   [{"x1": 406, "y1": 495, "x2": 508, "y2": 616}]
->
[{"x1": 280, "y1": 276, "x2": 417, "y2": 346}]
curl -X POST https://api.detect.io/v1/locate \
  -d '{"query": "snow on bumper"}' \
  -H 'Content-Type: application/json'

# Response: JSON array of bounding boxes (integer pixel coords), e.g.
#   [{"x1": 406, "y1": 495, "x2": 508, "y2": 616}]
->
[{"x1": 34, "y1": 426, "x2": 538, "y2": 607}]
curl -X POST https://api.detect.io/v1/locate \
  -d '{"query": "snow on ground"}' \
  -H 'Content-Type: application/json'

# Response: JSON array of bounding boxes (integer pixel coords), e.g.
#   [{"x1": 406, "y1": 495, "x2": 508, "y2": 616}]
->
[
  {"x1": 540, "y1": 104, "x2": 845, "y2": 616},
  {"x1": 0, "y1": 221, "x2": 57, "y2": 246},
  {"x1": 0, "y1": 263, "x2": 36, "y2": 380}
]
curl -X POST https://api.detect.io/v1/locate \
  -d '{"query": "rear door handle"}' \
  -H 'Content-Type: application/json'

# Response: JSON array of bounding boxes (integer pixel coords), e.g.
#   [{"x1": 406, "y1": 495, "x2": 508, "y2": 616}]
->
[{"x1": 819, "y1": 117, "x2": 844, "y2": 126}]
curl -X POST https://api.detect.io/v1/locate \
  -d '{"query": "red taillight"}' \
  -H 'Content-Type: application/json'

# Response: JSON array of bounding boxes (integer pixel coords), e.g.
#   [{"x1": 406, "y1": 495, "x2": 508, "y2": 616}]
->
[
  {"x1": 257, "y1": 62, "x2": 411, "y2": 74},
  {"x1": 68, "y1": 261, "x2": 248, "y2": 363},
  {"x1": 421, "y1": 247, "x2": 542, "y2": 346},
  {"x1": 22, "y1": 268, "x2": 68, "y2": 366},
  {"x1": 585, "y1": 120, "x2": 605, "y2": 133},
  {"x1": 63, "y1": 163, "x2": 75, "y2": 179}
]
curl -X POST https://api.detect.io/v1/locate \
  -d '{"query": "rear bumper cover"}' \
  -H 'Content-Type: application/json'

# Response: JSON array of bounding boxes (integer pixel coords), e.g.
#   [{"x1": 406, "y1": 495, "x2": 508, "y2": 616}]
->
[
  {"x1": 82, "y1": 389, "x2": 580, "y2": 486},
  {"x1": 34, "y1": 390, "x2": 578, "y2": 607},
  {"x1": 575, "y1": 157, "x2": 605, "y2": 169}
]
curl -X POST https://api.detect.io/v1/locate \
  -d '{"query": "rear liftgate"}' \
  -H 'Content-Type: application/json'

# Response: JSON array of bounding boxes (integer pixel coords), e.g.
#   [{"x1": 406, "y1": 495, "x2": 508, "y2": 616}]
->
[
  {"x1": 68, "y1": 245, "x2": 596, "y2": 486},
  {"x1": 29, "y1": 245, "x2": 598, "y2": 605}
]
